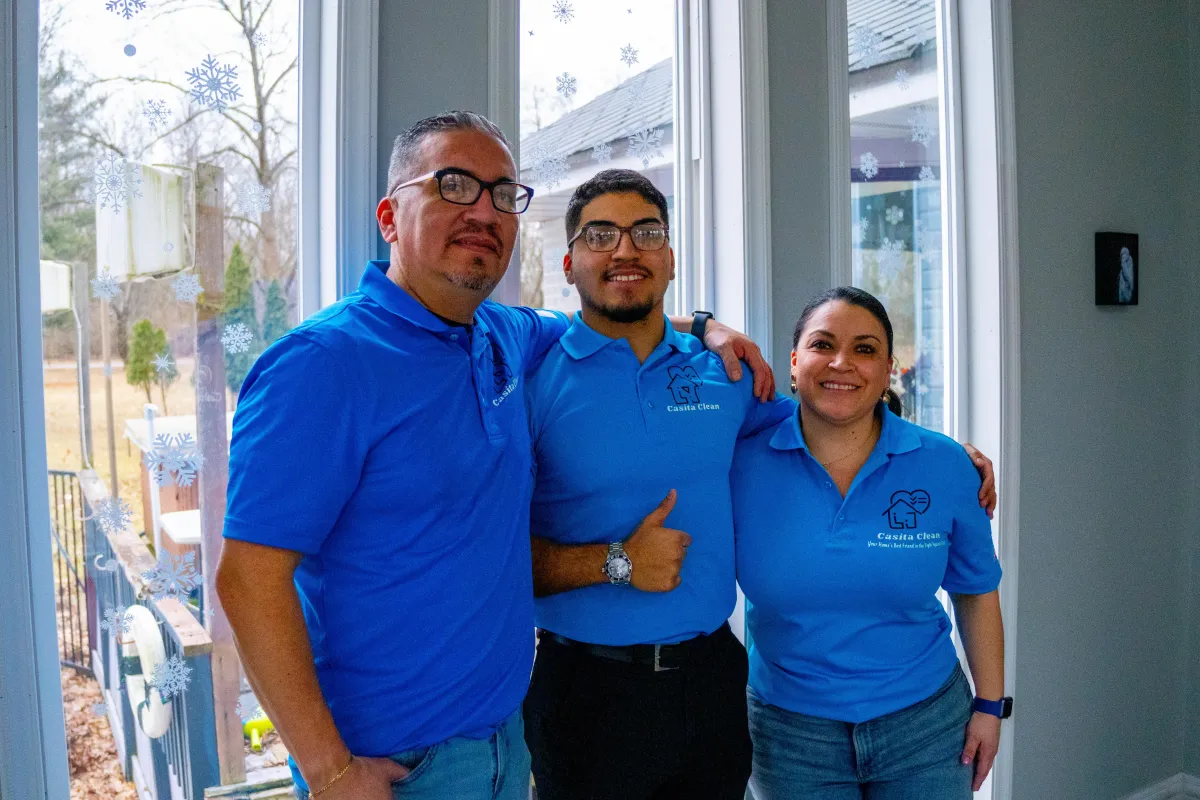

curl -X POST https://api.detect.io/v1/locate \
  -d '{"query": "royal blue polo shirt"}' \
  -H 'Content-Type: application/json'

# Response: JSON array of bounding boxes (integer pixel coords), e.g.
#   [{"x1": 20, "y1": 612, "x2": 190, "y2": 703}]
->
[
  {"x1": 732, "y1": 405, "x2": 1002, "y2": 723},
  {"x1": 527, "y1": 313, "x2": 794, "y2": 645},
  {"x1": 223, "y1": 260, "x2": 569, "y2": 776}
]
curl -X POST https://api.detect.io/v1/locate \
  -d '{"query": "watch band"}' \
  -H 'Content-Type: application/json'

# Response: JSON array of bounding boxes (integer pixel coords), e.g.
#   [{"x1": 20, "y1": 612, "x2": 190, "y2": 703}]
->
[
  {"x1": 972, "y1": 696, "x2": 1013, "y2": 719},
  {"x1": 690, "y1": 310, "x2": 713, "y2": 342}
]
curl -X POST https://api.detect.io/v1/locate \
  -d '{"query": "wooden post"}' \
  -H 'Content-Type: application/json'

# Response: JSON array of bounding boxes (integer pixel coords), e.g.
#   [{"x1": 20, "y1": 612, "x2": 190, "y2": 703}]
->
[
  {"x1": 193, "y1": 162, "x2": 245, "y2": 786},
  {"x1": 72, "y1": 262, "x2": 93, "y2": 470},
  {"x1": 99, "y1": 295, "x2": 119, "y2": 499}
]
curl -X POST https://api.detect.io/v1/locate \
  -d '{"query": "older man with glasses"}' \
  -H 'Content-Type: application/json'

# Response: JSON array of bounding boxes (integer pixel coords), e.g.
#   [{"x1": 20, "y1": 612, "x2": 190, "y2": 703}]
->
[{"x1": 215, "y1": 112, "x2": 773, "y2": 800}]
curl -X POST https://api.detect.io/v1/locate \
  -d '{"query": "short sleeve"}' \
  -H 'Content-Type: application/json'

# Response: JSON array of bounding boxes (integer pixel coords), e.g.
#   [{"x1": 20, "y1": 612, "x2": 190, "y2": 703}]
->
[
  {"x1": 738, "y1": 386, "x2": 798, "y2": 439},
  {"x1": 509, "y1": 306, "x2": 571, "y2": 375},
  {"x1": 223, "y1": 333, "x2": 368, "y2": 555},
  {"x1": 941, "y1": 448, "x2": 1003, "y2": 594}
]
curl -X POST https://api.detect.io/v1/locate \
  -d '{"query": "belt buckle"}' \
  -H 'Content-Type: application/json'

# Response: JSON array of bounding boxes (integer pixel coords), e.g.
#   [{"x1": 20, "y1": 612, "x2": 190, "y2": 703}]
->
[{"x1": 653, "y1": 644, "x2": 677, "y2": 672}]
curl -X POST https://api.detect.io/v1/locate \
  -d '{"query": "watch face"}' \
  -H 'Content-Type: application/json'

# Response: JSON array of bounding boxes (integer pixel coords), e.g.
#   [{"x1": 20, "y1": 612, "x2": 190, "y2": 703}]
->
[{"x1": 607, "y1": 555, "x2": 632, "y2": 581}]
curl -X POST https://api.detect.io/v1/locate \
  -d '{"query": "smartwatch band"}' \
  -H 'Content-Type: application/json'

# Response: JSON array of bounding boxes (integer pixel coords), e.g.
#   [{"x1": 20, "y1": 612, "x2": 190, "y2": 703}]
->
[{"x1": 691, "y1": 310, "x2": 713, "y2": 342}]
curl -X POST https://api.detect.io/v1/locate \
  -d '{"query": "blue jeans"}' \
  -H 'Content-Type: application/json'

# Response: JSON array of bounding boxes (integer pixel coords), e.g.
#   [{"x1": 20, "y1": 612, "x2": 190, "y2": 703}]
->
[
  {"x1": 294, "y1": 709, "x2": 530, "y2": 800},
  {"x1": 746, "y1": 664, "x2": 974, "y2": 800}
]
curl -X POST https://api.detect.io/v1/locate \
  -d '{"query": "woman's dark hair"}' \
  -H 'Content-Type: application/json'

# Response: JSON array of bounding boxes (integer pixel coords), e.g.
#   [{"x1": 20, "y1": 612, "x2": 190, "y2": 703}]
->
[{"x1": 791, "y1": 286, "x2": 902, "y2": 417}]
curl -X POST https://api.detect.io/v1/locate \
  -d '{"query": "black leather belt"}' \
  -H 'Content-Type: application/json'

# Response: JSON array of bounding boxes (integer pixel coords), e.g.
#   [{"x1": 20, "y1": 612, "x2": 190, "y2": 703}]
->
[{"x1": 538, "y1": 622, "x2": 730, "y2": 672}]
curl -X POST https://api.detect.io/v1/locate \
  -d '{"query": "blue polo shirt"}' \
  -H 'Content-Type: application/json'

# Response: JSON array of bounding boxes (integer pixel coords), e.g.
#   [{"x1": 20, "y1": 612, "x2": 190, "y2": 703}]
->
[
  {"x1": 527, "y1": 313, "x2": 794, "y2": 645},
  {"x1": 223, "y1": 261, "x2": 569, "y2": 770},
  {"x1": 732, "y1": 406, "x2": 1001, "y2": 723}
]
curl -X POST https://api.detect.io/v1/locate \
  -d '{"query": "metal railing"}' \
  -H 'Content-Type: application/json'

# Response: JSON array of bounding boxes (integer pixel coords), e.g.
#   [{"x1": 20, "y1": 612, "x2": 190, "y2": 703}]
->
[
  {"x1": 50, "y1": 469, "x2": 93, "y2": 672},
  {"x1": 81, "y1": 469, "x2": 220, "y2": 800}
]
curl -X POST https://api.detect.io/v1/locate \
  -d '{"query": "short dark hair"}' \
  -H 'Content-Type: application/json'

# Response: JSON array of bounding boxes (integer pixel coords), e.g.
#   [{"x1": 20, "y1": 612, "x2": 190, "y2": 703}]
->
[
  {"x1": 792, "y1": 286, "x2": 903, "y2": 416},
  {"x1": 386, "y1": 111, "x2": 511, "y2": 195},
  {"x1": 564, "y1": 169, "x2": 669, "y2": 242}
]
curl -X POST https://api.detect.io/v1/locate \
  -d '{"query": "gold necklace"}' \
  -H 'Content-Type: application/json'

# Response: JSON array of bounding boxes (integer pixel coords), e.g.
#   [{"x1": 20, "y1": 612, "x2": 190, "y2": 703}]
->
[{"x1": 816, "y1": 417, "x2": 880, "y2": 469}]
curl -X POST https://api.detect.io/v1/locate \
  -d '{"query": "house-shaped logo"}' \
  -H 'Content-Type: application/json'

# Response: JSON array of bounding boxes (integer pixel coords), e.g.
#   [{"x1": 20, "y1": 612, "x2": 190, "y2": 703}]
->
[
  {"x1": 485, "y1": 338, "x2": 513, "y2": 394},
  {"x1": 882, "y1": 489, "x2": 931, "y2": 529},
  {"x1": 666, "y1": 366, "x2": 703, "y2": 405}
]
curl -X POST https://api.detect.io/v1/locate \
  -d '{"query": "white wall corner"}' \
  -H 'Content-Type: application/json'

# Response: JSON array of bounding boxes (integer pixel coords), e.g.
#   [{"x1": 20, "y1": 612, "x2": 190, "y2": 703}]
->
[
  {"x1": 1121, "y1": 772, "x2": 1200, "y2": 800},
  {"x1": 740, "y1": 0, "x2": 774, "y2": 365},
  {"x1": 488, "y1": 0, "x2": 522, "y2": 307}
]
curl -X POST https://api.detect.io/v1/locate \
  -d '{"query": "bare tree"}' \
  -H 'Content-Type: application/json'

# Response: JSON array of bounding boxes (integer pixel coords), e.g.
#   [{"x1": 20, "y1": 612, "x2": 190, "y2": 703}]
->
[{"x1": 519, "y1": 219, "x2": 545, "y2": 308}]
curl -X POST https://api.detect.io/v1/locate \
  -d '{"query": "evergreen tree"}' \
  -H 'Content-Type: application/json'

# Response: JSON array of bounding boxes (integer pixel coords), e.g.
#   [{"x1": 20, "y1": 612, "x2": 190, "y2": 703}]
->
[
  {"x1": 222, "y1": 243, "x2": 260, "y2": 395},
  {"x1": 127, "y1": 319, "x2": 166, "y2": 404},
  {"x1": 261, "y1": 278, "x2": 290, "y2": 347}
]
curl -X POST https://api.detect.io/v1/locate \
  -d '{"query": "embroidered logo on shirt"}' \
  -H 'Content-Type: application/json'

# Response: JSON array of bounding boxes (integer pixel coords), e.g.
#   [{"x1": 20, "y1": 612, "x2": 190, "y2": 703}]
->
[
  {"x1": 485, "y1": 338, "x2": 518, "y2": 407},
  {"x1": 881, "y1": 489, "x2": 931, "y2": 529},
  {"x1": 664, "y1": 365, "x2": 721, "y2": 412}
]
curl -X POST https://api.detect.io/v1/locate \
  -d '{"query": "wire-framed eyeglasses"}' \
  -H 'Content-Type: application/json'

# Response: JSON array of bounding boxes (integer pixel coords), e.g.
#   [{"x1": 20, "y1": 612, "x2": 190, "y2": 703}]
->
[
  {"x1": 391, "y1": 167, "x2": 534, "y2": 214},
  {"x1": 567, "y1": 222, "x2": 670, "y2": 253}
]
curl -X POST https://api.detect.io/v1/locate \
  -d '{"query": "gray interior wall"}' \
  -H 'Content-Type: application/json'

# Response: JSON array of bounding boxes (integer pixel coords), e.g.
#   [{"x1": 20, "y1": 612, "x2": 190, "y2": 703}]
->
[
  {"x1": 1009, "y1": 0, "x2": 1195, "y2": 796},
  {"x1": 374, "y1": 0, "x2": 492, "y2": 261},
  {"x1": 1185, "y1": 0, "x2": 1200, "y2": 781}
]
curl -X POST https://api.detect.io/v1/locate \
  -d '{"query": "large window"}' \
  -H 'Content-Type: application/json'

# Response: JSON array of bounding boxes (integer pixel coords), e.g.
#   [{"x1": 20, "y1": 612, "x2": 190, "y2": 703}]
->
[
  {"x1": 517, "y1": 0, "x2": 678, "y2": 315},
  {"x1": 846, "y1": 0, "x2": 948, "y2": 432},
  {"x1": 35, "y1": 0, "x2": 301, "y2": 793}
]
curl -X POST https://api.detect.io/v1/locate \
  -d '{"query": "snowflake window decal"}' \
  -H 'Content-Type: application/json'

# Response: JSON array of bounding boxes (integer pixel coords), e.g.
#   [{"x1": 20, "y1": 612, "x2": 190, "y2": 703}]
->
[
  {"x1": 142, "y1": 551, "x2": 201, "y2": 603},
  {"x1": 92, "y1": 497, "x2": 134, "y2": 534},
  {"x1": 187, "y1": 55, "x2": 242, "y2": 113},
  {"x1": 850, "y1": 25, "x2": 883, "y2": 69},
  {"x1": 885, "y1": 206, "x2": 905, "y2": 225},
  {"x1": 92, "y1": 270, "x2": 121, "y2": 301},
  {"x1": 627, "y1": 128, "x2": 664, "y2": 168},
  {"x1": 620, "y1": 45, "x2": 639, "y2": 67},
  {"x1": 143, "y1": 99, "x2": 172, "y2": 131},
  {"x1": 552, "y1": 0, "x2": 574, "y2": 23},
  {"x1": 222, "y1": 322, "x2": 254, "y2": 354},
  {"x1": 591, "y1": 141, "x2": 613, "y2": 164},
  {"x1": 251, "y1": 31, "x2": 268, "y2": 47},
  {"x1": 525, "y1": 147, "x2": 569, "y2": 191},
  {"x1": 235, "y1": 181, "x2": 272, "y2": 215},
  {"x1": 105, "y1": 0, "x2": 146, "y2": 19},
  {"x1": 146, "y1": 433, "x2": 204, "y2": 488},
  {"x1": 895, "y1": 68, "x2": 911, "y2": 90},
  {"x1": 89, "y1": 151, "x2": 143, "y2": 214},
  {"x1": 152, "y1": 352, "x2": 173, "y2": 375},
  {"x1": 909, "y1": 106, "x2": 936, "y2": 147},
  {"x1": 918, "y1": 165, "x2": 936, "y2": 182},
  {"x1": 877, "y1": 238, "x2": 906, "y2": 279},
  {"x1": 173, "y1": 273, "x2": 203, "y2": 302},
  {"x1": 556, "y1": 72, "x2": 578, "y2": 100},
  {"x1": 149, "y1": 654, "x2": 193, "y2": 700},
  {"x1": 100, "y1": 605, "x2": 133, "y2": 635},
  {"x1": 859, "y1": 151, "x2": 880, "y2": 180}
]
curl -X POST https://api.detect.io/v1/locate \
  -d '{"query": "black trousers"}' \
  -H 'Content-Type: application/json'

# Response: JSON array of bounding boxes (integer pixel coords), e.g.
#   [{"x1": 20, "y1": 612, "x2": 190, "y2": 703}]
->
[{"x1": 524, "y1": 623, "x2": 752, "y2": 800}]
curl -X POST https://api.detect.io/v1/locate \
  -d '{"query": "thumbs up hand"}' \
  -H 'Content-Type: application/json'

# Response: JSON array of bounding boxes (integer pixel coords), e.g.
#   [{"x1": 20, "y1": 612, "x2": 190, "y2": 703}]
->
[{"x1": 622, "y1": 489, "x2": 692, "y2": 593}]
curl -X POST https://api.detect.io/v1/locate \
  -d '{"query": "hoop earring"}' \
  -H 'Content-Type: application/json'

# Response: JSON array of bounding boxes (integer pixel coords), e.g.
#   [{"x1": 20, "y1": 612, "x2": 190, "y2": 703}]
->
[{"x1": 790, "y1": 378, "x2": 798, "y2": 394}]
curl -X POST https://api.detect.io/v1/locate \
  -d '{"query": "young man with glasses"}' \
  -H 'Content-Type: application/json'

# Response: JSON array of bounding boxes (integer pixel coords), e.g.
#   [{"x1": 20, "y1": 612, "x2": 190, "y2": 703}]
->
[
  {"x1": 522, "y1": 169, "x2": 998, "y2": 799},
  {"x1": 216, "y1": 114, "x2": 773, "y2": 800}
]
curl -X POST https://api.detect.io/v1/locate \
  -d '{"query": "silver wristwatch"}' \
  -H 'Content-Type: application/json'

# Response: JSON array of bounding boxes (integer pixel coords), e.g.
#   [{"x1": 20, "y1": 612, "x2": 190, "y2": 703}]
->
[{"x1": 602, "y1": 541, "x2": 633, "y2": 586}]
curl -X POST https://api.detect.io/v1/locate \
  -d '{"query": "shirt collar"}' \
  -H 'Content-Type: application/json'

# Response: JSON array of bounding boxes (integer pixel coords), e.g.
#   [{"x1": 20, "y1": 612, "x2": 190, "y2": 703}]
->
[
  {"x1": 357, "y1": 259, "x2": 492, "y2": 339},
  {"x1": 558, "y1": 311, "x2": 690, "y2": 361},
  {"x1": 769, "y1": 403, "x2": 922, "y2": 456}
]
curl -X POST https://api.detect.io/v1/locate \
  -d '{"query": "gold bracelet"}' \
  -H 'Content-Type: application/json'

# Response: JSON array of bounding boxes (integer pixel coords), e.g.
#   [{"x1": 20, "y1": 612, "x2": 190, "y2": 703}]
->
[{"x1": 310, "y1": 756, "x2": 353, "y2": 797}]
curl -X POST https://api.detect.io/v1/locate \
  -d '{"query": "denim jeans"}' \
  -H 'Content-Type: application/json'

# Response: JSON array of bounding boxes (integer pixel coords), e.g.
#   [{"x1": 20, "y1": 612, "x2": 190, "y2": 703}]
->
[
  {"x1": 746, "y1": 664, "x2": 974, "y2": 800},
  {"x1": 294, "y1": 709, "x2": 531, "y2": 800}
]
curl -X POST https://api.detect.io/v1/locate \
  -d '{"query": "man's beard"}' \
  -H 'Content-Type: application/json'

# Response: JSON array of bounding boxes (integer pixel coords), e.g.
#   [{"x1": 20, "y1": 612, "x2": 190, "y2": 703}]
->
[
  {"x1": 579, "y1": 286, "x2": 657, "y2": 323},
  {"x1": 441, "y1": 257, "x2": 500, "y2": 293}
]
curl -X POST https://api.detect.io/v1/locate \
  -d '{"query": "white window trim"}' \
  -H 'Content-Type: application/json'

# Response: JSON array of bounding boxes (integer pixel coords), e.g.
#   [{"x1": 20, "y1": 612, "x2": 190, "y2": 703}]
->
[
  {"x1": 487, "y1": 0, "x2": 521, "y2": 307},
  {"x1": 828, "y1": 0, "x2": 852, "y2": 287},
  {"x1": 0, "y1": 0, "x2": 73, "y2": 795},
  {"x1": 298, "y1": 0, "x2": 379, "y2": 317}
]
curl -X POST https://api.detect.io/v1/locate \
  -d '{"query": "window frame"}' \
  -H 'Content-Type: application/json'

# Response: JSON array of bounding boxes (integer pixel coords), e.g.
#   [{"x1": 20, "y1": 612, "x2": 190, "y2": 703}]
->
[
  {"x1": 0, "y1": 0, "x2": 364, "y2": 793},
  {"x1": 827, "y1": 1, "x2": 1022, "y2": 798}
]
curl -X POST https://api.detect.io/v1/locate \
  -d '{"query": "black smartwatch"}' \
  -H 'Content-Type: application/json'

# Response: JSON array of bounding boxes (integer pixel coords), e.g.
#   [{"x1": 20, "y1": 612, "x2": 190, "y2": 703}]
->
[
  {"x1": 690, "y1": 310, "x2": 713, "y2": 342},
  {"x1": 972, "y1": 696, "x2": 1014, "y2": 719}
]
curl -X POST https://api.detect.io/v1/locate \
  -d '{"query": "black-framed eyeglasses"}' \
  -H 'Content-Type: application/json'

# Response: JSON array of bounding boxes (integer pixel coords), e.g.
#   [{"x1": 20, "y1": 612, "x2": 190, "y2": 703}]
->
[
  {"x1": 567, "y1": 222, "x2": 670, "y2": 253},
  {"x1": 391, "y1": 167, "x2": 534, "y2": 214}
]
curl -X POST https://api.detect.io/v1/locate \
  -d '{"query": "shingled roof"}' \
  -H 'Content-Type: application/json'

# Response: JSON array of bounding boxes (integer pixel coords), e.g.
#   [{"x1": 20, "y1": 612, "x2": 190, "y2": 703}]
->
[{"x1": 519, "y1": 1, "x2": 934, "y2": 161}]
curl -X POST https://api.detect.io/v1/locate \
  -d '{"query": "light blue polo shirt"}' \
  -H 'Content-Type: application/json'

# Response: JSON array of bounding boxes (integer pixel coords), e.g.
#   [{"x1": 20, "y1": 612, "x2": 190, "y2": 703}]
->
[
  {"x1": 527, "y1": 313, "x2": 794, "y2": 645},
  {"x1": 732, "y1": 406, "x2": 1001, "y2": 723},
  {"x1": 223, "y1": 260, "x2": 569, "y2": 771}
]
